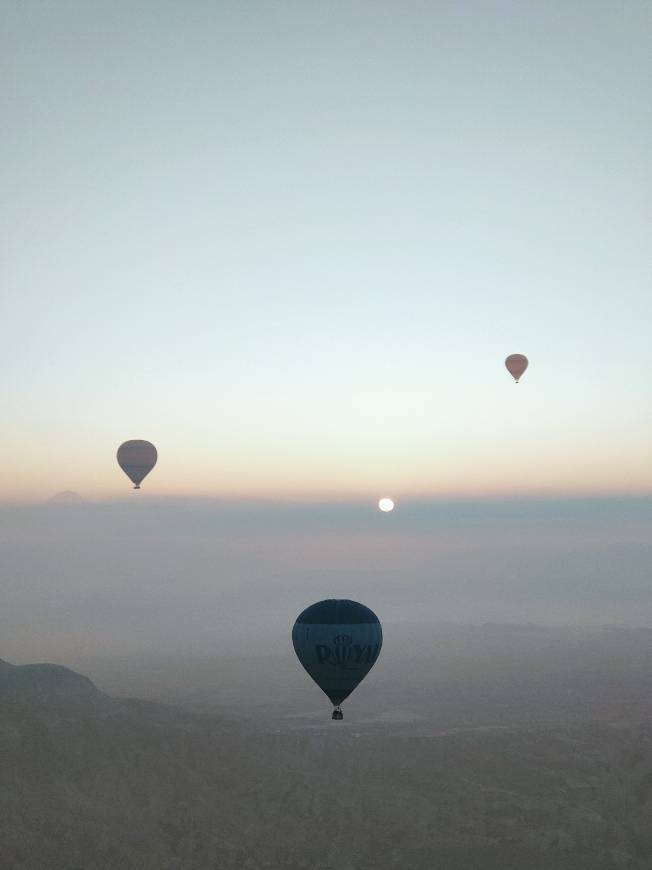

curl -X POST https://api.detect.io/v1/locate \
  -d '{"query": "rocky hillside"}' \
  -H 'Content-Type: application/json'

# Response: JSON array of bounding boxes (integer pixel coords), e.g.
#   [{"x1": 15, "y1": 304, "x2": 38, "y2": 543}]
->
[
  {"x1": 2, "y1": 671, "x2": 652, "y2": 868},
  {"x1": 4, "y1": 632, "x2": 652, "y2": 870},
  {"x1": 0, "y1": 659, "x2": 107, "y2": 706}
]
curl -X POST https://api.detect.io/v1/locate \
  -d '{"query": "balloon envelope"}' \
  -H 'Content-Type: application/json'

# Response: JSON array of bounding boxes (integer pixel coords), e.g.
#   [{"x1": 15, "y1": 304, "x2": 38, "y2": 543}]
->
[
  {"x1": 292, "y1": 599, "x2": 382, "y2": 706},
  {"x1": 117, "y1": 440, "x2": 157, "y2": 488},
  {"x1": 505, "y1": 354, "x2": 528, "y2": 382}
]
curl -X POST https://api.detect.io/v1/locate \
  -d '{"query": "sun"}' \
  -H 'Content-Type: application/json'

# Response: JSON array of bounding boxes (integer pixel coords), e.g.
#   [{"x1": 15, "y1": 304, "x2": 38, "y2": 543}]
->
[{"x1": 378, "y1": 498, "x2": 395, "y2": 513}]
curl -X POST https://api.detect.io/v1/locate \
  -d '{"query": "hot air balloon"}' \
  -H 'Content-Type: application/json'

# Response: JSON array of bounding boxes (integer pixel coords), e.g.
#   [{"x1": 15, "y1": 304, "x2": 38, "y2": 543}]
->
[
  {"x1": 117, "y1": 440, "x2": 157, "y2": 489},
  {"x1": 292, "y1": 599, "x2": 382, "y2": 720},
  {"x1": 505, "y1": 354, "x2": 528, "y2": 383}
]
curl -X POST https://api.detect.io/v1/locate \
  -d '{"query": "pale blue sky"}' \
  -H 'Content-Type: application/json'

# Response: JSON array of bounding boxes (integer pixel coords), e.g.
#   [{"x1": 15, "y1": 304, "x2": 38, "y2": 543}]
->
[{"x1": 2, "y1": 1, "x2": 651, "y2": 498}]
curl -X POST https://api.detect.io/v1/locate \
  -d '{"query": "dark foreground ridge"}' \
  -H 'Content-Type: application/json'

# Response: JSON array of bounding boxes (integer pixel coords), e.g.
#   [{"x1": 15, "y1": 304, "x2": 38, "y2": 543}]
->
[
  {"x1": 0, "y1": 658, "x2": 107, "y2": 706},
  {"x1": 3, "y1": 629, "x2": 652, "y2": 870}
]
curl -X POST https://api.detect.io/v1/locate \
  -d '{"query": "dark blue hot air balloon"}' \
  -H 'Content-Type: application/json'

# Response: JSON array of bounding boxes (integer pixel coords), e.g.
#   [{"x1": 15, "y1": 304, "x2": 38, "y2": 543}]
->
[{"x1": 292, "y1": 599, "x2": 382, "y2": 720}]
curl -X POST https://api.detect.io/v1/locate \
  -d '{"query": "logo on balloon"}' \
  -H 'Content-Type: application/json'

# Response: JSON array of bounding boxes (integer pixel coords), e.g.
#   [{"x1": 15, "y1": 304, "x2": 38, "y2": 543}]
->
[
  {"x1": 315, "y1": 636, "x2": 381, "y2": 670},
  {"x1": 332, "y1": 634, "x2": 353, "y2": 666}
]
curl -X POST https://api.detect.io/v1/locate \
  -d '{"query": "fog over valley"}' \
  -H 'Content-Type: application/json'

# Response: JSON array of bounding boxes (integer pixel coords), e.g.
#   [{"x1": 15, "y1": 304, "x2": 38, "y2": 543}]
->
[{"x1": 1, "y1": 496, "x2": 651, "y2": 670}]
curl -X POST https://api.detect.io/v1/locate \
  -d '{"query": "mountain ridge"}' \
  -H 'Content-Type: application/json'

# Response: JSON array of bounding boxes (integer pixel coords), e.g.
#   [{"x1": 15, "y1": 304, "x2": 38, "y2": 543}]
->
[{"x1": 0, "y1": 658, "x2": 107, "y2": 706}]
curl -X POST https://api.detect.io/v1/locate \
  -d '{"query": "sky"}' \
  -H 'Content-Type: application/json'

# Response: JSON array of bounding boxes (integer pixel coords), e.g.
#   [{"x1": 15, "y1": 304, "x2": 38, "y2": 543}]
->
[{"x1": 2, "y1": 0, "x2": 651, "y2": 500}]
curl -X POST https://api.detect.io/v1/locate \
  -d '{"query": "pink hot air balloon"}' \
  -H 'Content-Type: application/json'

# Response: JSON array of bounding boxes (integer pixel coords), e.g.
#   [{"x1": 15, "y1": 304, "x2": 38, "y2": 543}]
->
[{"x1": 505, "y1": 354, "x2": 528, "y2": 383}]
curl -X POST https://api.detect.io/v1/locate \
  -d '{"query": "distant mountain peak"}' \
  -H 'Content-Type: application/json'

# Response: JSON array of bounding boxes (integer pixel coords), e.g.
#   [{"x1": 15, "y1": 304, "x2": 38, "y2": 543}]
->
[{"x1": 47, "y1": 491, "x2": 85, "y2": 505}]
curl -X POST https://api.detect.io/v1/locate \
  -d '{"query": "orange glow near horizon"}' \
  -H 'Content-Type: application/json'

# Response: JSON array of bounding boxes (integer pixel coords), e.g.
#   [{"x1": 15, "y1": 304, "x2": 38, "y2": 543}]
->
[{"x1": 1, "y1": 433, "x2": 651, "y2": 505}]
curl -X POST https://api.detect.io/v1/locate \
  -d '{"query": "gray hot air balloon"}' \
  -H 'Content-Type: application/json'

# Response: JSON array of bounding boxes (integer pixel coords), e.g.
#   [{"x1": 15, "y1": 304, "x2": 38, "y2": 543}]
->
[
  {"x1": 117, "y1": 440, "x2": 157, "y2": 489},
  {"x1": 505, "y1": 354, "x2": 529, "y2": 383},
  {"x1": 292, "y1": 599, "x2": 382, "y2": 720}
]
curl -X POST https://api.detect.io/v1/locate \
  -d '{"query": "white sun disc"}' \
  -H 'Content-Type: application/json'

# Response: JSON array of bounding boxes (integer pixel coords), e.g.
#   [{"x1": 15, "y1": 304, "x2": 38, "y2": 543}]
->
[{"x1": 378, "y1": 498, "x2": 395, "y2": 513}]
